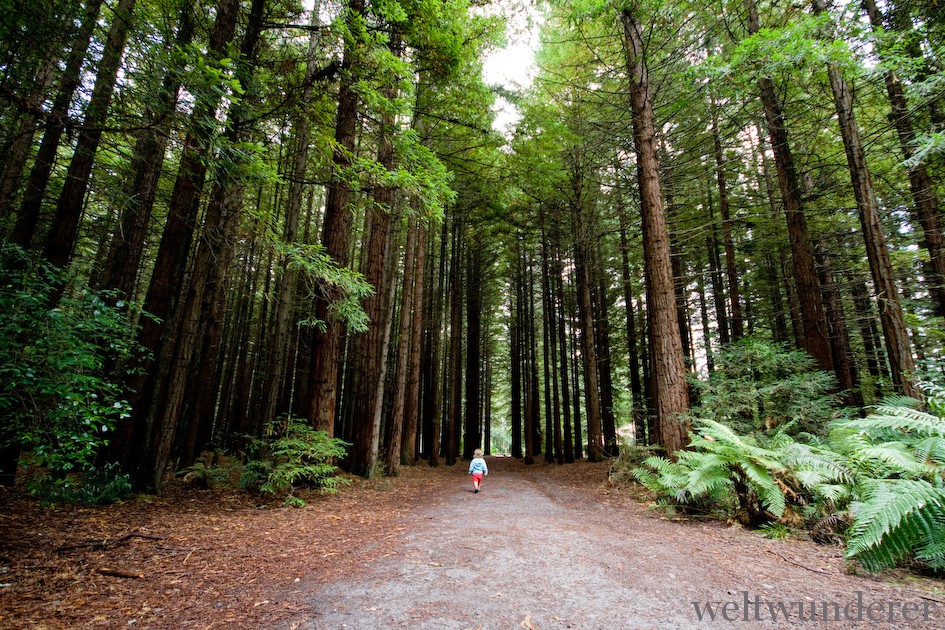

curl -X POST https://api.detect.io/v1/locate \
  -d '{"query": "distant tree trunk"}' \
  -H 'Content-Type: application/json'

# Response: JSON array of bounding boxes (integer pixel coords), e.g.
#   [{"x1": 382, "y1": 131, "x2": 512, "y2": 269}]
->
[
  {"x1": 423, "y1": 218, "x2": 447, "y2": 467},
  {"x1": 815, "y1": 241, "x2": 861, "y2": 408},
  {"x1": 574, "y1": 216, "x2": 604, "y2": 462},
  {"x1": 747, "y1": 0, "x2": 833, "y2": 373},
  {"x1": 618, "y1": 213, "x2": 644, "y2": 411},
  {"x1": 388, "y1": 218, "x2": 417, "y2": 473},
  {"x1": 698, "y1": 268, "x2": 715, "y2": 374},
  {"x1": 42, "y1": 0, "x2": 137, "y2": 271},
  {"x1": 402, "y1": 221, "x2": 427, "y2": 465},
  {"x1": 706, "y1": 228, "x2": 731, "y2": 346},
  {"x1": 445, "y1": 215, "x2": 463, "y2": 466},
  {"x1": 862, "y1": 0, "x2": 945, "y2": 318},
  {"x1": 463, "y1": 239, "x2": 483, "y2": 460},
  {"x1": 710, "y1": 96, "x2": 744, "y2": 340},
  {"x1": 510, "y1": 251, "x2": 523, "y2": 459},
  {"x1": 819, "y1": 0, "x2": 917, "y2": 397},
  {"x1": 525, "y1": 254, "x2": 542, "y2": 463},
  {"x1": 10, "y1": 0, "x2": 105, "y2": 249},
  {"x1": 850, "y1": 277, "x2": 886, "y2": 383},
  {"x1": 554, "y1": 239, "x2": 575, "y2": 463},
  {"x1": 306, "y1": 0, "x2": 366, "y2": 435},
  {"x1": 596, "y1": 268, "x2": 618, "y2": 456},
  {"x1": 621, "y1": 7, "x2": 690, "y2": 456},
  {"x1": 568, "y1": 272, "x2": 584, "y2": 460},
  {"x1": 541, "y1": 220, "x2": 562, "y2": 463}
]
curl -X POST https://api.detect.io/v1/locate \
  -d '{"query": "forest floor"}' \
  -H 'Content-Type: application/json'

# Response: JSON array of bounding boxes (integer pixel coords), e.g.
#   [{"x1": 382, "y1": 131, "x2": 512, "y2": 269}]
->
[{"x1": 1, "y1": 456, "x2": 944, "y2": 629}]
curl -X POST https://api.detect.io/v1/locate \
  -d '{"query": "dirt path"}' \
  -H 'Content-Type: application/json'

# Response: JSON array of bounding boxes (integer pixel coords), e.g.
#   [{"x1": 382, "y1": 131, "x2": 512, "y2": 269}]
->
[
  {"x1": 290, "y1": 457, "x2": 943, "y2": 629},
  {"x1": 2, "y1": 457, "x2": 943, "y2": 628}
]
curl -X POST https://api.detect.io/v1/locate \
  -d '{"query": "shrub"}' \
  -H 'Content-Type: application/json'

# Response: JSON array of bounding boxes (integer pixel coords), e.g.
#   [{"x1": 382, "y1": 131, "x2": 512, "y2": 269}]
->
[
  {"x1": 0, "y1": 247, "x2": 144, "y2": 480},
  {"x1": 634, "y1": 419, "x2": 789, "y2": 525},
  {"x1": 246, "y1": 417, "x2": 350, "y2": 506},
  {"x1": 690, "y1": 338, "x2": 842, "y2": 435},
  {"x1": 29, "y1": 462, "x2": 132, "y2": 505}
]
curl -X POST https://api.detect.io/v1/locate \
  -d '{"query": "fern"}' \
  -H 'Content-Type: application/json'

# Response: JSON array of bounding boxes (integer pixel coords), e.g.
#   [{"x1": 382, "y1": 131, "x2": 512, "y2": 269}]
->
[{"x1": 844, "y1": 479, "x2": 945, "y2": 572}]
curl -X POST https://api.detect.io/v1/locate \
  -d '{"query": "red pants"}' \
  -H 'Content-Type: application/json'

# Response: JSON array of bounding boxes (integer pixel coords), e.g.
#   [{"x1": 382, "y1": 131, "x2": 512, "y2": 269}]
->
[{"x1": 472, "y1": 473, "x2": 483, "y2": 484}]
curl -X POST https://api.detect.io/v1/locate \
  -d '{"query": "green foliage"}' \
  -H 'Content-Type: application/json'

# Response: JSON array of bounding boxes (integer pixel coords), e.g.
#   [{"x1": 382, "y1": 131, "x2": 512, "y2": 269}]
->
[
  {"x1": 634, "y1": 419, "x2": 788, "y2": 525},
  {"x1": 29, "y1": 462, "x2": 133, "y2": 506},
  {"x1": 758, "y1": 522, "x2": 791, "y2": 540},
  {"x1": 0, "y1": 247, "x2": 143, "y2": 476},
  {"x1": 634, "y1": 366, "x2": 945, "y2": 573},
  {"x1": 690, "y1": 338, "x2": 842, "y2": 435},
  {"x1": 246, "y1": 417, "x2": 351, "y2": 507}
]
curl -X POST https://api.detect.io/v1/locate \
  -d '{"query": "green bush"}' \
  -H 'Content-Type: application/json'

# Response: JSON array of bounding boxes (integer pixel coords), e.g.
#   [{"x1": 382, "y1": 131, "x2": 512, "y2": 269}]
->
[
  {"x1": 633, "y1": 376, "x2": 945, "y2": 573},
  {"x1": 634, "y1": 419, "x2": 789, "y2": 525},
  {"x1": 0, "y1": 247, "x2": 144, "y2": 478},
  {"x1": 246, "y1": 417, "x2": 350, "y2": 506},
  {"x1": 29, "y1": 462, "x2": 133, "y2": 505},
  {"x1": 690, "y1": 338, "x2": 842, "y2": 435}
]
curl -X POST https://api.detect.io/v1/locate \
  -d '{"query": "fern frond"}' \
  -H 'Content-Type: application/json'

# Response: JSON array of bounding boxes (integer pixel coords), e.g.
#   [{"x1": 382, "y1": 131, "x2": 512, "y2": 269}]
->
[
  {"x1": 686, "y1": 465, "x2": 732, "y2": 498},
  {"x1": 841, "y1": 408, "x2": 945, "y2": 438},
  {"x1": 845, "y1": 479, "x2": 945, "y2": 572},
  {"x1": 740, "y1": 459, "x2": 785, "y2": 516},
  {"x1": 856, "y1": 443, "x2": 923, "y2": 475}
]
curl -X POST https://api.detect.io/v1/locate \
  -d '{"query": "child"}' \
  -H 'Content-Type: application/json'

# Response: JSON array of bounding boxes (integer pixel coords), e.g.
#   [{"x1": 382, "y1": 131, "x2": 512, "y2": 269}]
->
[{"x1": 468, "y1": 448, "x2": 488, "y2": 493}]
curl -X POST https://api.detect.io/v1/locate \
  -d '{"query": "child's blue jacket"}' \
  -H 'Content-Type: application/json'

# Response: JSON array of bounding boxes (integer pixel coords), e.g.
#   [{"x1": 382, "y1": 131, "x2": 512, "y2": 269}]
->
[{"x1": 468, "y1": 457, "x2": 488, "y2": 475}]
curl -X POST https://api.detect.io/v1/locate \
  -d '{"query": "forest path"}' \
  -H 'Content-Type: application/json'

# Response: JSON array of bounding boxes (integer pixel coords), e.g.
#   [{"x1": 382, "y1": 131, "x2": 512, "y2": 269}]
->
[
  {"x1": 292, "y1": 457, "x2": 942, "y2": 629},
  {"x1": 2, "y1": 457, "x2": 943, "y2": 628}
]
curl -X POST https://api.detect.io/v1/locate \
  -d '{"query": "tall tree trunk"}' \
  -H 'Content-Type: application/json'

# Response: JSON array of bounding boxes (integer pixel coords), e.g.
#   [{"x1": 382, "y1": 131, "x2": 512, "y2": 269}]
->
[
  {"x1": 107, "y1": 0, "x2": 241, "y2": 484},
  {"x1": 510, "y1": 251, "x2": 523, "y2": 459},
  {"x1": 445, "y1": 214, "x2": 462, "y2": 466},
  {"x1": 554, "y1": 239, "x2": 575, "y2": 463},
  {"x1": 815, "y1": 241, "x2": 861, "y2": 408},
  {"x1": 402, "y1": 221, "x2": 427, "y2": 465},
  {"x1": 862, "y1": 0, "x2": 945, "y2": 318},
  {"x1": 10, "y1": 0, "x2": 105, "y2": 249},
  {"x1": 306, "y1": 0, "x2": 366, "y2": 435},
  {"x1": 43, "y1": 0, "x2": 137, "y2": 271},
  {"x1": 620, "y1": 8, "x2": 689, "y2": 456},
  {"x1": 463, "y1": 240, "x2": 483, "y2": 460},
  {"x1": 143, "y1": 0, "x2": 266, "y2": 491},
  {"x1": 618, "y1": 213, "x2": 644, "y2": 411},
  {"x1": 850, "y1": 277, "x2": 887, "y2": 383},
  {"x1": 388, "y1": 218, "x2": 417, "y2": 473},
  {"x1": 818, "y1": 0, "x2": 917, "y2": 397},
  {"x1": 710, "y1": 97, "x2": 744, "y2": 340},
  {"x1": 747, "y1": 0, "x2": 834, "y2": 373}
]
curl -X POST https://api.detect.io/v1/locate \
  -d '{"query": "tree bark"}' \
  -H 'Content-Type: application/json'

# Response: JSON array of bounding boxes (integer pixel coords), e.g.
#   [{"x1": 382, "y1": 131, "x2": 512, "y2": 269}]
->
[
  {"x1": 43, "y1": 0, "x2": 138, "y2": 271},
  {"x1": 620, "y1": 7, "x2": 690, "y2": 456},
  {"x1": 10, "y1": 0, "x2": 105, "y2": 249},
  {"x1": 306, "y1": 0, "x2": 366, "y2": 435},
  {"x1": 818, "y1": 0, "x2": 916, "y2": 397}
]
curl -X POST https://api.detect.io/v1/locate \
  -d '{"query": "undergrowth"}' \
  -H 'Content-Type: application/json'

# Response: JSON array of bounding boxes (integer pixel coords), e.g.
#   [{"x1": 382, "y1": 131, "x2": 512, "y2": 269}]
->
[{"x1": 622, "y1": 339, "x2": 945, "y2": 574}]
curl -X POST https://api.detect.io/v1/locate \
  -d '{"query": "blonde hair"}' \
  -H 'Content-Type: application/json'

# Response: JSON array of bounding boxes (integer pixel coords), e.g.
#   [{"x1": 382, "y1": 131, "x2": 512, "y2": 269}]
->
[{"x1": 474, "y1": 448, "x2": 483, "y2": 458}]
